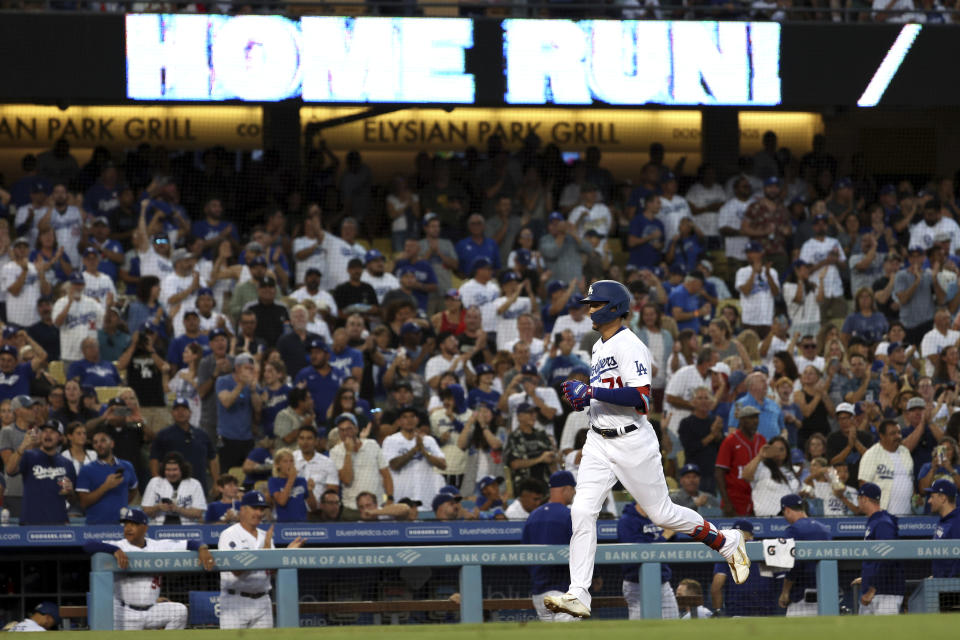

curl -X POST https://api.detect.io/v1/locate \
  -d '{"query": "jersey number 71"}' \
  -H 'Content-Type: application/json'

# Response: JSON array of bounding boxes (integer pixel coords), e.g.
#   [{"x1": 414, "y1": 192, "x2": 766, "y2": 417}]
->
[{"x1": 600, "y1": 376, "x2": 623, "y2": 388}]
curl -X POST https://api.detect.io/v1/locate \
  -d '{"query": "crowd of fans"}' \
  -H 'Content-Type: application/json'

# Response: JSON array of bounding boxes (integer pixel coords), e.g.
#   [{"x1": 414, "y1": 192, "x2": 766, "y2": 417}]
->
[{"x1": 0, "y1": 129, "x2": 959, "y2": 527}]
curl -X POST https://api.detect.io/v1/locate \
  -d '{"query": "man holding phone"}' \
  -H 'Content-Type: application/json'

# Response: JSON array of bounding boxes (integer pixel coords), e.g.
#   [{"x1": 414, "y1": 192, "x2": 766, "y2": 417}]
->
[
  {"x1": 76, "y1": 429, "x2": 139, "y2": 524},
  {"x1": 0, "y1": 395, "x2": 40, "y2": 518}
]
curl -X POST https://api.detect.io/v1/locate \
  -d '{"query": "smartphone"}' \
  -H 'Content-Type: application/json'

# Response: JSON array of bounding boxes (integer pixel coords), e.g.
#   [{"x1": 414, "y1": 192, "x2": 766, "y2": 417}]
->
[{"x1": 160, "y1": 497, "x2": 173, "y2": 505}]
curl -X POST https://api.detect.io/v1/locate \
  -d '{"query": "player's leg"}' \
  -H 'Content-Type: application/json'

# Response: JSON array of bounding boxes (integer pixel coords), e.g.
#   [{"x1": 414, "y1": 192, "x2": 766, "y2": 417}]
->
[
  {"x1": 564, "y1": 433, "x2": 618, "y2": 611},
  {"x1": 610, "y1": 429, "x2": 749, "y2": 582},
  {"x1": 621, "y1": 580, "x2": 643, "y2": 620},
  {"x1": 218, "y1": 594, "x2": 246, "y2": 629},
  {"x1": 858, "y1": 599, "x2": 875, "y2": 615},
  {"x1": 873, "y1": 595, "x2": 902, "y2": 615},
  {"x1": 248, "y1": 596, "x2": 274, "y2": 629},
  {"x1": 660, "y1": 582, "x2": 680, "y2": 619},
  {"x1": 148, "y1": 602, "x2": 187, "y2": 629}
]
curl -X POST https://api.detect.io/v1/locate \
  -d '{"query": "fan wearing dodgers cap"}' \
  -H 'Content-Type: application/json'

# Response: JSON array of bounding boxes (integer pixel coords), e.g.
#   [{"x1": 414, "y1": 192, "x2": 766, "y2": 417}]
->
[
  {"x1": 81, "y1": 246, "x2": 117, "y2": 309},
  {"x1": 493, "y1": 270, "x2": 538, "y2": 352},
  {"x1": 4, "y1": 418, "x2": 75, "y2": 525},
  {"x1": 52, "y1": 272, "x2": 104, "y2": 362},
  {"x1": 927, "y1": 478, "x2": 960, "y2": 578},
  {"x1": 618, "y1": 497, "x2": 680, "y2": 619},
  {"x1": 0, "y1": 334, "x2": 47, "y2": 403},
  {"x1": 522, "y1": 470, "x2": 577, "y2": 622},
  {"x1": 359, "y1": 249, "x2": 400, "y2": 305},
  {"x1": 799, "y1": 212, "x2": 847, "y2": 323},
  {"x1": 710, "y1": 520, "x2": 782, "y2": 617},
  {"x1": 455, "y1": 214, "x2": 501, "y2": 276},
  {"x1": 1, "y1": 234, "x2": 49, "y2": 328},
  {"x1": 6, "y1": 600, "x2": 60, "y2": 632},
  {"x1": 393, "y1": 237, "x2": 439, "y2": 310},
  {"x1": 854, "y1": 482, "x2": 905, "y2": 615},
  {"x1": 457, "y1": 256, "x2": 501, "y2": 333},
  {"x1": 82, "y1": 506, "x2": 216, "y2": 630},
  {"x1": 777, "y1": 493, "x2": 832, "y2": 616}
]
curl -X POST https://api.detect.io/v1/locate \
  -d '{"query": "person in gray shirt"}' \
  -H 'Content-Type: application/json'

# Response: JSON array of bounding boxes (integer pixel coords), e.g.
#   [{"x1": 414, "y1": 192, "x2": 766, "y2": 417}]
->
[
  {"x1": 669, "y1": 463, "x2": 720, "y2": 512},
  {"x1": 196, "y1": 330, "x2": 234, "y2": 446},
  {"x1": 894, "y1": 245, "x2": 944, "y2": 346},
  {"x1": 539, "y1": 212, "x2": 589, "y2": 284},
  {"x1": 849, "y1": 231, "x2": 885, "y2": 297},
  {"x1": 0, "y1": 396, "x2": 40, "y2": 517},
  {"x1": 419, "y1": 213, "x2": 459, "y2": 314}
]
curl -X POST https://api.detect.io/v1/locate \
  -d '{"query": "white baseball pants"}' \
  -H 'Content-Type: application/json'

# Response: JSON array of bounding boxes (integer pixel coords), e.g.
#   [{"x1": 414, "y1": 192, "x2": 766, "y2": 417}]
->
[
  {"x1": 532, "y1": 591, "x2": 577, "y2": 622},
  {"x1": 113, "y1": 600, "x2": 187, "y2": 630},
  {"x1": 568, "y1": 427, "x2": 705, "y2": 609},
  {"x1": 859, "y1": 595, "x2": 903, "y2": 615},
  {"x1": 623, "y1": 580, "x2": 680, "y2": 620},
  {"x1": 218, "y1": 593, "x2": 273, "y2": 629}
]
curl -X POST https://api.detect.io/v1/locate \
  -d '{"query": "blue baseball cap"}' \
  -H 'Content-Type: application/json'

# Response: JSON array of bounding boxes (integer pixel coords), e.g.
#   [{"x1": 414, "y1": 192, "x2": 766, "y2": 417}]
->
[
  {"x1": 879, "y1": 183, "x2": 897, "y2": 196},
  {"x1": 780, "y1": 494, "x2": 804, "y2": 511},
  {"x1": 520, "y1": 363, "x2": 538, "y2": 377},
  {"x1": 396, "y1": 265, "x2": 416, "y2": 278},
  {"x1": 547, "y1": 280, "x2": 567, "y2": 296},
  {"x1": 549, "y1": 470, "x2": 576, "y2": 488},
  {"x1": 669, "y1": 263, "x2": 687, "y2": 276},
  {"x1": 400, "y1": 322, "x2": 421, "y2": 336},
  {"x1": 813, "y1": 213, "x2": 829, "y2": 223},
  {"x1": 790, "y1": 448, "x2": 806, "y2": 464},
  {"x1": 69, "y1": 272, "x2": 85, "y2": 285},
  {"x1": 364, "y1": 249, "x2": 384, "y2": 265},
  {"x1": 306, "y1": 337, "x2": 328, "y2": 351},
  {"x1": 477, "y1": 475, "x2": 503, "y2": 492},
  {"x1": 764, "y1": 176, "x2": 782, "y2": 187},
  {"x1": 924, "y1": 479, "x2": 958, "y2": 499},
  {"x1": 209, "y1": 328, "x2": 228, "y2": 341},
  {"x1": 0, "y1": 344, "x2": 17, "y2": 358},
  {"x1": 196, "y1": 287, "x2": 214, "y2": 298},
  {"x1": 499, "y1": 270, "x2": 520, "y2": 285},
  {"x1": 835, "y1": 177, "x2": 853, "y2": 190},
  {"x1": 1, "y1": 325, "x2": 17, "y2": 339},
  {"x1": 728, "y1": 370, "x2": 747, "y2": 389},
  {"x1": 470, "y1": 256, "x2": 493, "y2": 274},
  {"x1": 33, "y1": 601, "x2": 60, "y2": 627},
  {"x1": 732, "y1": 519, "x2": 754, "y2": 534},
  {"x1": 516, "y1": 402, "x2": 536, "y2": 414},
  {"x1": 514, "y1": 249, "x2": 532, "y2": 265},
  {"x1": 241, "y1": 491, "x2": 269, "y2": 508},
  {"x1": 745, "y1": 241, "x2": 764, "y2": 254},
  {"x1": 172, "y1": 396, "x2": 190, "y2": 409},
  {"x1": 887, "y1": 342, "x2": 904, "y2": 355},
  {"x1": 119, "y1": 507, "x2": 149, "y2": 525},
  {"x1": 475, "y1": 363, "x2": 493, "y2": 376},
  {"x1": 858, "y1": 482, "x2": 882, "y2": 501},
  {"x1": 432, "y1": 494, "x2": 459, "y2": 512},
  {"x1": 548, "y1": 211, "x2": 565, "y2": 223},
  {"x1": 335, "y1": 412, "x2": 358, "y2": 427},
  {"x1": 438, "y1": 485, "x2": 462, "y2": 497},
  {"x1": 82, "y1": 246, "x2": 99, "y2": 257},
  {"x1": 660, "y1": 170, "x2": 677, "y2": 184},
  {"x1": 250, "y1": 256, "x2": 267, "y2": 267},
  {"x1": 679, "y1": 463, "x2": 701, "y2": 476}
]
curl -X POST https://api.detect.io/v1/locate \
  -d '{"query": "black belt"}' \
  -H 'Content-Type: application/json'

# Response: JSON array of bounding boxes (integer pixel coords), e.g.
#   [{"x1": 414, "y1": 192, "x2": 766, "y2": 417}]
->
[
  {"x1": 226, "y1": 590, "x2": 268, "y2": 599},
  {"x1": 120, "y1": 601, "x2": 153, "y2": 611},
  {"x1": 592, "y1": 424, "x2": 639, "y2": 439}
]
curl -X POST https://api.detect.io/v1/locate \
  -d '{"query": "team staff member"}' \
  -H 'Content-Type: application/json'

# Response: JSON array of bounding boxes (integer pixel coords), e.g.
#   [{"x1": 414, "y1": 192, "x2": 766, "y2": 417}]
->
[
  {"x1": 618, "y1": 501, "x2": 679, "y2": 619},
  {"x1": 547, "y1": 281, "x2": 748, "y2": 620},
  {"x1": 81, "y1": 507, "x2": 216, "y2": 630},
  {"x1": 854, "y1": 482, "x2": 904, "y2": 615},
  {"x1": 710, "y1": 520, "x2": 782, "y2": 617},
  {"x1": 217, "y1": 491, "x2": 305, "y2": 629},
  {"x1": 927, "y1": 479, "x2": 960, "y2": 577},
  {"x1": 778, "y1": 494, "x2": 832, "y2": 617},
  {"x1": 6, "y1": 602, "x2": 60, "y2": 632},
  {"x1": 521, "y1": 471, "x2": 577, "y2": 622}
]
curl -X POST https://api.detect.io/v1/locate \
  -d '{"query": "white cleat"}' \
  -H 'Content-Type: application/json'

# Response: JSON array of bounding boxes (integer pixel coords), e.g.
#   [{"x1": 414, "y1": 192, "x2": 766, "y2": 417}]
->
[
  {"x1": 543, "y1": 593, "x2": 591, "y2": 619},
  {"x1": 723, "y1": 528, "x2": 751, "y2": 585}
]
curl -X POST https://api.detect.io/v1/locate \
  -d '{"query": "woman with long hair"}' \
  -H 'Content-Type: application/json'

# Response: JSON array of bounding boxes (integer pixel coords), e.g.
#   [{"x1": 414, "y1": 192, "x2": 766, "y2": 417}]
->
[
  {"x1": 793, "y1": 365, "x2": 834, "y2": 449},
  {"x1": 260, "y1": 360, "x2": 291, "y2": 440},
  {"x1": 669, "y1": 329, "x2": 698, "y2": 376},
  {"x1": 61, "y1": 422, "x2": 96, "y2": 474},
  {"x1": 772, "y1": 351, "x2": 800, "y2": 383},
  {"x1": 707, "y1": 318, "x2": 750, "y2": 364},
  {"x1": 31, "y1": 223, "x2": 72, "y2": 287},
  {"x1": 782, "y1": 260, "x2": 823, "y2": 340},
  {"x1": 816, "y1": 324, "x2": 840, "y2": 357},
  {"x1": 741, "y1": 435, "x2": 802, "y2": 516},
  {"x1": 841, "y1": 287, "x2": 889, "y2": 347},
  {"x1": 877, "y1": 371, "x2": 901, "y2": 420},
  {"x1": 326, "y1": 386, "x2": 369, "y2": 432},
  {"x1": 934, "y1": 345, "x2": 960, "y2": 387},
  {"x1": 268, "y1": 448, "x2": 318, "y2": 522},
  {"x1": 167, "y1": 342, "x2": 203, "y2": 427},
  {"x1": 457, "y1": 400, "x2": 504, "y2": 493},
  {"x1": 634, "y1": 303, "x2": 673, "y2": 414},
  {"x1": 507, "y1": 227, "x2": 546, "y2": 274},
  {"x1": 53, "y1": 379, "x2": 100, "y2": 429},
  {"x1": 918, "y1": 436, "x2": 960, "y2": 492},
  {"x1": 126, "y1": 275, "x2": 164, "y2": 334}
]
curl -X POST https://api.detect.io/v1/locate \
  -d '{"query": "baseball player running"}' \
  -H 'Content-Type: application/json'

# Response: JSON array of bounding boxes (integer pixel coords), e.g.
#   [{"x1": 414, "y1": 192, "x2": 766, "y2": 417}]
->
[
  {"x1": 82, "y1": 507, "x2": 216, "y2": 630},
  {"x1": 547, "y1": 280, "x2": 749, "y2": 619},
  {"x1": 217, "y1": 491, "x2": 306, "y2": 629}
]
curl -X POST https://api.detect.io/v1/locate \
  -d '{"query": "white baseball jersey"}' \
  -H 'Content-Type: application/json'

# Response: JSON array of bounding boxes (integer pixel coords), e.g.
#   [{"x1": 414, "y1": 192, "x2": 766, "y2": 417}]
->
[
  {"x1": 588, "y1": 327, "x2": 653, "y2": 430},
  {"x1": 140, "y1": 477, "x2": 207, "y2": 525},
  {"x1": 218, "y1": 523, "x2": 273, "y2": 593},
  {"x1": 83, "y1": 271, "x2": 116, "y2": 306},
  {"x1": 103, "y1": 537, "x2": 190, "y2": 606},
  {"x1": 292, "y1": 449, "x2": 339, "y2": 496},
  {"x1": 8, "y1": 618, "x2": 46, "y2": 632},
  {"x1": 361, "y1": 271, "x2": 401, "y2": 304}
]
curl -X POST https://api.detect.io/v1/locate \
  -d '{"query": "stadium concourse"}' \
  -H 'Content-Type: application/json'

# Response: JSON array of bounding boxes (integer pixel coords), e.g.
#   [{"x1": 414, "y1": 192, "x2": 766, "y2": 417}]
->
[{"x1": 4, "y1": 107, "x2": 960, "y2": 625}]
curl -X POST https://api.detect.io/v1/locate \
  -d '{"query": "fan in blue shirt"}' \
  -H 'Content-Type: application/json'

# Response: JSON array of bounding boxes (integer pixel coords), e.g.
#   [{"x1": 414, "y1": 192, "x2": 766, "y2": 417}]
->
[
  {"x1": 294, "y1": 339, "x2": 339, "y2": 418},
  {"x1": 456, "y1": 216, "x2": 501, "y2": 273},
  {"x1": 778, "y1": 494, "x2": 832, "y2": 613},
  {"x1": 8, "y1": 420, "x2": 76, "y2": 525},
  {"x1": 0, "y1": 343, "x2": 40, "y2": 403},
  {"x1": 668, "y1": 275, "x2": 709, "y2": 333},
  {"x1": 668, "y1": 218, "x2": 705, "y2": 275},
  {"x1": 627, "y1": 206, "x2": 665, "y2": 269},
  {"x1": 521, "y1": 471, "x2": 576, "y2": 621},
  {"x1": 66, "y1": 356, "x2": 121, "y2": 388},
  {"x1": 76, "y1": 430, "x2": 138, "y2": 525},
  {"x1": 927, "y1": 479, "x2": 960, "y2": 578},
  {"x1": 394, "y1": 246, "x2": 438, "y2": 311},
  {"x1": 191, "y1": 200, "x2": 239, "y2": 260},
  {"x1": 242, "y1": 447, "x2": 274, "y2": 488},
  {"x1": 268, "y1": 450, "x2": 317, "y2": 522}
]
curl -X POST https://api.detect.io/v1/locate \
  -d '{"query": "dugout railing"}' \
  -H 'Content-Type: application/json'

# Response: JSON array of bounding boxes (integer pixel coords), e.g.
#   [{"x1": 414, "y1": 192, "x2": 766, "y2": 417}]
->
[{"x1": 85, "y1": 540, "x2": 960, "y2": 627}]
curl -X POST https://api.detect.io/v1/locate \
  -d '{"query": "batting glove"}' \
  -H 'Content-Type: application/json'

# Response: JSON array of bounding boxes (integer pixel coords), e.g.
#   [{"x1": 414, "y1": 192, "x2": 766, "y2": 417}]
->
[{"x1": 561, "y1": 380, "x2": 593, "y2": 411}]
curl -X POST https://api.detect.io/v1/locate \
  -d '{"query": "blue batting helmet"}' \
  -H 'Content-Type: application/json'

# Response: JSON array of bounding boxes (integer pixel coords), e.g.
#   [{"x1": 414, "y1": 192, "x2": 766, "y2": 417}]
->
[{"x1": 579, "y1": 280, "x2": 630, "y2": 325}]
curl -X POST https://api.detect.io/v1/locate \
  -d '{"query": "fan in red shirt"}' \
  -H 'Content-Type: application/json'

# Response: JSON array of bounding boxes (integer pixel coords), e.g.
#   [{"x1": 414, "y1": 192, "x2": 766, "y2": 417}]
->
[{"x1": 715, "y1": 405, "x2": 767, "y2": 516}]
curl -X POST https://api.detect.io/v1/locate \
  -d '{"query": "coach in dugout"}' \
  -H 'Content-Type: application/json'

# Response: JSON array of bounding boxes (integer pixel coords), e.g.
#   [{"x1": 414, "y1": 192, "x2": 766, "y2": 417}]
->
[
  {"x1": 82, "y1": 507, "x2": 216, "y2": 630},
  {"x1": 853, "y1": 482, "x2": 904, "y2": 615},
  {"x1": 5, "y1": 601, "x2": 60, "y2": 632},
  {"x1": 777, "y1": 494, "x2": 832, "y2": 617},
  {"x1": 927, "y1": 479, "x2": 960, "y2": 577}
]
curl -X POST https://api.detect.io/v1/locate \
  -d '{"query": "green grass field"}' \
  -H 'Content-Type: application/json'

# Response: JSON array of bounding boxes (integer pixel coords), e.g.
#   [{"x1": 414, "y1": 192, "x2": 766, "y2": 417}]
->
[{"x1": 53, "y1": 615, "x2": 959, "y2": 639}]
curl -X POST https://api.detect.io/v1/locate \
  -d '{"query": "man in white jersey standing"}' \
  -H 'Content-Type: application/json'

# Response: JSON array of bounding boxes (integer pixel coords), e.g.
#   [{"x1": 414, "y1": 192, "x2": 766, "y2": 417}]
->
[
  {"x1": 81, "y1": 507, "x2": 216, "y2": 630},
  {"x1": 217, "y1": 491, "x2": 305, "y2": 629},
  {"x1": 546, "y1": 280, "x2": 749, "y2": 619}
]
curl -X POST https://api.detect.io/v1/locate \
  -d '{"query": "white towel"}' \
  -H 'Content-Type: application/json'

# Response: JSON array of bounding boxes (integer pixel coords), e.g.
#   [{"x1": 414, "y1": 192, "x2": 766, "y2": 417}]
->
[{"x1": 762, "y1": 537, "x2": 796, "y2": 570}]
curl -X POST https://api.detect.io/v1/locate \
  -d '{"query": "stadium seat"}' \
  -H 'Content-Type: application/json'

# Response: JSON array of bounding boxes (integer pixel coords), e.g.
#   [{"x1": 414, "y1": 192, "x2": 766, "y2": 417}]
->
[
  {"x1": 188, "y1": 591, "x2": 220, "y2": 627},
  {"x1": 96, "y1": 386, "x2": 124, "y2": 404},
  {"x1": 49, "y1": 360, "x2": 65, "y2": 384}
]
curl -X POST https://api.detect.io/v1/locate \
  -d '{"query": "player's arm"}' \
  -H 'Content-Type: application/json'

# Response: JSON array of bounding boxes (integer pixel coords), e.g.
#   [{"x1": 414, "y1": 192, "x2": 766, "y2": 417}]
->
[
  {"x1": 563, "y1": 358, "x2": 652, "y2": 413},
  {"x1": 710, "y1": 572, "x2": 727, "y2": 611}
]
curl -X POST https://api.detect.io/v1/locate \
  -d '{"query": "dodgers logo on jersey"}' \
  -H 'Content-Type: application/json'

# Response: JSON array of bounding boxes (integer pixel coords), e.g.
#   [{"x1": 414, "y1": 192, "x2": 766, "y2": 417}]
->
[{"x1": 591, "y1": 356, "x2": 617, "y2": 379}]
